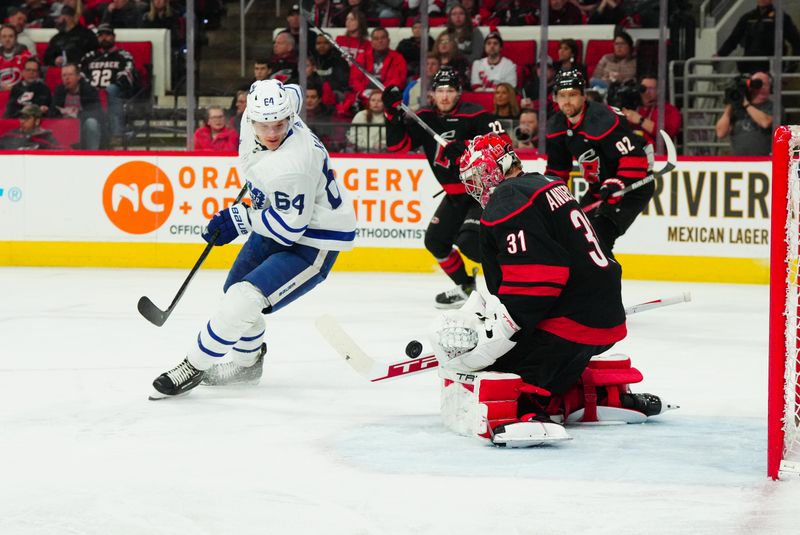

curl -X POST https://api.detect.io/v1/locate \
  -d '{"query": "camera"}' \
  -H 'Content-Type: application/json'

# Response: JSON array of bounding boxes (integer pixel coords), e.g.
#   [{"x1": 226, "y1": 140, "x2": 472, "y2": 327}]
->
[
  {"x1": 606, "y1": 80, "x2": 642, "y2": 110},
  {"x1": 724, "y1": 76, "x2": 763, "y2": 105},
  {"x1": 514, "y1": 125, "x2": 532, "y2": 142}
]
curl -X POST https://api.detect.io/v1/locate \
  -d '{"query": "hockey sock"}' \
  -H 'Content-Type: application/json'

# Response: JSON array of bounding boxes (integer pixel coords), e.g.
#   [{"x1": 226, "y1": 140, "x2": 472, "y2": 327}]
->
[
  {"x1": 187, "y1": 282, "x2": 268, "y2": 370},
  {"x1": 438, "y1": 249, "x2": 470, "y2": 285},
  {"x1": 231, "y1": 317, "x2": 265, "y2": 367}
]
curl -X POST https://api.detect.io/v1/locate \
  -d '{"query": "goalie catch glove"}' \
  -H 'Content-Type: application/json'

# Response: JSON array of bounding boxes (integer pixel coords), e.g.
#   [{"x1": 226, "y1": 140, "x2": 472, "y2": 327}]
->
[
  {"x1": 434, "y1": 293, "x2": 521, "y2": 372},
  {"x1": 202, "y1": 204, "x2": 252, "y2": 245}
]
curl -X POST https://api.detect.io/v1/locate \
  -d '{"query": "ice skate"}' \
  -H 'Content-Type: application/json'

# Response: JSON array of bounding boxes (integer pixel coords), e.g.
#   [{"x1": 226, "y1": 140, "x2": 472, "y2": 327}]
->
[
  {"x1": 149, "y1": 358, "x2": 205, "y2": 400},
  {"x1": 202, "y1": 344, "x2": 266, "y2": 386},
  {"x1": 622, "y1": 393, "x2": 679, "y2": 417},
  {"x1": 435, "y1": 268, "x2": 477, "y2": 309}
]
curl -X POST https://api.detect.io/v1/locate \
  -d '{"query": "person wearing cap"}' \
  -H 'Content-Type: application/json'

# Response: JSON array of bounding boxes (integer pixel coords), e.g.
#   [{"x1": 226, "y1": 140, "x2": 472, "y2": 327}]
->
[
  {"x1": 0, "y1": 104, "x2": 60, "y2": 150},
  {"x1": 545, "y1": 68, "x2": 652, "y2": 254},
  {"x1": 99, "y1": 0, "x2": 145, "y2": 29},
  {"x1": 382, "y1": 66, "x2": 511, "y2": 309},
  {"x1": 80, "y1": 23, "x2": 138, "y2": 138},
  {"x1": 43, "y1": 5, "x2": 98, "y2": 66},
  {"x1": 4, "y1": 58, "x2": 52, "y2": 118},
  {"x1": 282, "y1": 4, "x2": 316, "y2": 50},
  {"x1": 470, "y1": 30, "x2": 517, "y2": 92}
]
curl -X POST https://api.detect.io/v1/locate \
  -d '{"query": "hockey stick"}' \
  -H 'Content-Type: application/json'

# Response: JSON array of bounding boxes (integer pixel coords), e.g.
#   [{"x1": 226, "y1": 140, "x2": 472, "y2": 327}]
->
[
  {"x1": 298, "y1": 3, "x2": 448, "y2": 148},
  {"x1": 583, "y1": 129, "x2": 677, "y2": 213},
  {"x1": 137, "y1": 185, "x2": 249, "y2": 327},
  {"x1": 316, "y1": 292, "x2": 692, "y2": 382}
]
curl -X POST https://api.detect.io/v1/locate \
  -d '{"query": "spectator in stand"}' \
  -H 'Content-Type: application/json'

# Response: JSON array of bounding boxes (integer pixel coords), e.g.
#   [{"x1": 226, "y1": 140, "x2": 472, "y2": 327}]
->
[
  {"x1": 193, "y1": 106, "x2": 238, "y2": 152},
  {"x1": 99, "y1": 0, "x2": 145, "y2": 29},
  {"x1": 45, "y1": 0, "x2": 87, "y2": 28},
  {"x1": 269, "y1": 31, "x2": 299, "y2": 84},
  {"x1": 5, "y1": 8, "x2": 36, "y2": 55},
  {"x1": 512, "y1": 107, "x2": 538, "y2": 153},
  {"x1": 0, "y1": 104, "x2": 59, "y2": 149},
  {"x1": 4, "y1": 58, "x2": 51, "y2": 118},
  {"x1": 19, "y1": 0, "x2": 50, "y2": 27},
  {"x1": 484, "y1": 0, "x2": 538, "y2": 26},
  {"x1": 589, "y1": 31, "x2": 636, "y2": 89},
  {"x1": 716, "y1": 0, "x2": 800, "y2": 74},
  {"x1": 309, "y1": 0, "x2": 335, "y2": 27},
  {"x1": 555, "y1": 38, "x2": 587, "y2": 78},
  {"x1": 305, "y1": 57, "x2": 336, "y2": 106},
  {"x1": 432, "y1": 31, "x2": 470, "y2": 89},
  {"x1": 520, "y1": 55, "x2": 556, "y2": 115},
  {"x1": 446, "y1": 3, "x2": 483, "y2": 62},
  {"x1": 470, "y1": 30, "x2": 516, "y2": 92},
  {"x1": 141, "y1": 0, "x2": 183, "y2": 47},
  {"x1": 396, "y1": 19, "x2": 434, "y2": 81},
  {"x1": 227, "y1": 89, "x2": 247, "y2": 134},
  {"x1": 80, "y1": 24, "x2": 138, "y2": 138},
  {"x1": 50, "y1": 63, "x2": 104, "y2": 149},
  {"x1": 715, "y1": 71, "x2": 775, "y2": 156},
  {"x1": 338, "y1": 26, "x2": 407, "y2": 117},
  {"x1": 311, "y1": 33, "x2": 350, "y2": 99},
  {"x1": 459, "y1": 0, "x2": 483, "y2": 25},
  {"x1": 493, "y1": 82, "x2": 520, "y2": 119},
  {"x1": 305, "y1": 83, "x2": 333, "y2": 122},
  {"x1": 547, "y1": 0, "x2": 583, "y2": 24},
  {"x1": 0, "y1": 23, "x2": 32, "y2": 91},
  {"x1": 347, "y1": 89, "x2": 385, "y2": 152},
  {"x1": 282, "y1": 3, "x2": 316, "y2": 50},
  {"x1": 305, "y1": 82, "x2": 346, "y2": 150},
  {"x1": 335, "y1": 8, "x2": 370, "y2": 59},
  {"x1": 43, "y1": 6, "x2": 98, "y2": 66},
  {"x1": 403, "y1": 54, "x2": 440, "y2": 111},
  {"x1": 371, "y1": 0, "x2": 403, "y2": 18},
  {"x1": 588, "y1": 0, "x2": 625, "y2": 25},
  {"x1": 620, "y1": 74, "x2": 681, "y2": 148}
]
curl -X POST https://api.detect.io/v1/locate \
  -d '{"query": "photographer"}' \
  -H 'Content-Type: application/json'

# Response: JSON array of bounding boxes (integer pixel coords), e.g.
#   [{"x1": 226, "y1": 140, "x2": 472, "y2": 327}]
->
[
  {"x1": 619, "y1": 75, "x2": 682, "y2": 148},
  {"x1": 513, "y1": 108, "x2": 539, "y2": 154},
  {"x1": 715, "y1": 71, "x2": 774, "y2": 156}
]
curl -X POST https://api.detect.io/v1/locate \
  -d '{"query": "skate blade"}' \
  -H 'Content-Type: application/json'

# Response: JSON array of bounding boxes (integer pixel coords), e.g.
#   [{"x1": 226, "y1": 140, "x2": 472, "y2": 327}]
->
[{"x1": 148, "y1": 388, "x2": 193, "y2": 401}]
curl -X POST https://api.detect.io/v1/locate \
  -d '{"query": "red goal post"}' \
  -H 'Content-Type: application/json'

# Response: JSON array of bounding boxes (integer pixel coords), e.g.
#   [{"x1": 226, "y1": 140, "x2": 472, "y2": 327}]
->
[{"x1": 769, "y1": 125, "x2": 800, "y2": 479}]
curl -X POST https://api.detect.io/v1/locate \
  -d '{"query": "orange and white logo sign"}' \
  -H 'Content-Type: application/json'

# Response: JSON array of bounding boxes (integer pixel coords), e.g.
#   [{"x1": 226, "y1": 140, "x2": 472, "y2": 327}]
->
[{"x1": 103, "y1": 161, "x2": 174, "y2": 234}]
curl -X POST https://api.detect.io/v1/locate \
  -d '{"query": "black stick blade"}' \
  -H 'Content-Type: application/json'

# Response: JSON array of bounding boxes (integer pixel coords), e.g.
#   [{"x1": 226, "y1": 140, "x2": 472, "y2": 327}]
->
[{"x1": 138, "y1": 296, "x2": 168, "y2": 327}]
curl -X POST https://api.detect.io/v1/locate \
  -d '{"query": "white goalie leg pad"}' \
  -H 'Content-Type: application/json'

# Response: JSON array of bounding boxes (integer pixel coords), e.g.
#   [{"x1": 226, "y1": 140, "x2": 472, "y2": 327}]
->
[
  {"x1": 439, "y1": 368, "x2": 527, "y2": 439},
  {"x1": 230, "y1": 316, "x2": 266, "y2": 367},
  {"x1": 187, "y1": 282, "x2": 268, "y2": 370}
]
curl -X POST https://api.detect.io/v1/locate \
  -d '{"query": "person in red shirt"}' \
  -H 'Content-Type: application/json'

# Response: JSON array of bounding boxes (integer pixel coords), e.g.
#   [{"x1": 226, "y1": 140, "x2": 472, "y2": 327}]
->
[
  {"x1": 337, "y1": 26, "x2": 407, "y2": 117},
  {"x1": 0, "y1": 23, "x2": 33, "y2": 92},
  {"x1": 334, "y1": 8, "x2": 370, "y2": 60},
  {"x1": 620, "y1": 74, "x2": 682, "y2": 147},
  {"x1": 193, "y1": 106, "x2": 238, "y2": 152}
]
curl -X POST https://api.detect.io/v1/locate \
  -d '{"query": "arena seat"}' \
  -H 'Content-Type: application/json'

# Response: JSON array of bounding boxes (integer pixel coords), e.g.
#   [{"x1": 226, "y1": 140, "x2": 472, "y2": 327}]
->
[
  {"x1": 460, "y1": 91, "x2": 495, "y2": 113},
  {"x1": 0, "y1": 92, "x2": 10, "y2": 114},
  {"x1": 35, "y1": 42, "x2": 47, "y2": 58},
  {"x1": 116, "y1": 41, "x2": 153, "y2": 93},
  {"x1": 584, "y1": 39, "x2": 614, "y2": 77},
  {"x1": 503, "y1": 40, "x2": 536, "y2": 69},
  {"x1": 377, "y1": 17, "x2": 402, "y2": 27},
  {"x1": 44, "y1": 67, "x2": 62, "y2": 92},
  {"x1": 429, "y1": 16, "x2": 447, "y2": 27}
]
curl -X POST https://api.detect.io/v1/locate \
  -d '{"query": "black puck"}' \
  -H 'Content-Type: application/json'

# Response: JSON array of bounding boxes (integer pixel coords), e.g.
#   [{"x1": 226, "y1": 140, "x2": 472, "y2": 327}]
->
[{"x1": 405, "y1": 340, "x2": 423, "y2": 359}]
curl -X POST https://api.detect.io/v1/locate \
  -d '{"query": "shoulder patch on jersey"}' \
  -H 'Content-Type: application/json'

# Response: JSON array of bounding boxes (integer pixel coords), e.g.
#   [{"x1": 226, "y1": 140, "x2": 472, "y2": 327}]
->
[{"x1": 579, "y1": 101, "x2": 620, "y2": 139}]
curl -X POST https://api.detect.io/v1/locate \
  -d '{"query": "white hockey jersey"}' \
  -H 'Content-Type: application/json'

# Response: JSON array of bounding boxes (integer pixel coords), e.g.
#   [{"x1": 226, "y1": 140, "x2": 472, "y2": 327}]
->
[{"x1": 238, "y1": 84, "x2": 356, "y2": 252}]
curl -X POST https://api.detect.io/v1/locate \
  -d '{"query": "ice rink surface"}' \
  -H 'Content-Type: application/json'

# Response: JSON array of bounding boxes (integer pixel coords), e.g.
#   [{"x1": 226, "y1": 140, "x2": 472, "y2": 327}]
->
[{"x1": 1, "y1": 266, "x2": 796, "y2": 534}]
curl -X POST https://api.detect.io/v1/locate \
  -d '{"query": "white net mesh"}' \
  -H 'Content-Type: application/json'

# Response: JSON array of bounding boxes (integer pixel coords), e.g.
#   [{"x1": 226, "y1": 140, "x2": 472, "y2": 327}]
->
[{"x1": 782, "y1": 126, "x2": 800, "y2": 470}]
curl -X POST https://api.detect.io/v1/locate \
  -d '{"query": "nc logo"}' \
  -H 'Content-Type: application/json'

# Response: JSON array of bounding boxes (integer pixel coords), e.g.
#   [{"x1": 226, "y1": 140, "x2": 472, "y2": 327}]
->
[
  {"x1": 111, "y1": 182, "x2": 165, "y2": 213},
  {"x1": 103, "y1": 161, "x2": 174, "y2": 235}
]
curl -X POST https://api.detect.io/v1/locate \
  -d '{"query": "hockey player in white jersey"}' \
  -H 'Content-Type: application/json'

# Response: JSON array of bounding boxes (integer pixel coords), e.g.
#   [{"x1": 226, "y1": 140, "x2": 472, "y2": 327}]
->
[{"x1": 150, "y1": 80, "x2": 356, "y2": 399}]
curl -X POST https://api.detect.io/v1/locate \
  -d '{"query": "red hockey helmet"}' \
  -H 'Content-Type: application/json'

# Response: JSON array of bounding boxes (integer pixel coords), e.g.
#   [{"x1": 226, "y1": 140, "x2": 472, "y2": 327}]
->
[{"x1": 458, "y1": 134, "x2": 518, "y2": 207}]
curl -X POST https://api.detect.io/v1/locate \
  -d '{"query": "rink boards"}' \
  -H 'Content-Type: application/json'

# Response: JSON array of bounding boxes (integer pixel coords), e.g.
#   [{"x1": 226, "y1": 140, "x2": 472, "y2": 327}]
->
[{"x1": 0, "y1": 152, "x2": 771, "y2": 283}]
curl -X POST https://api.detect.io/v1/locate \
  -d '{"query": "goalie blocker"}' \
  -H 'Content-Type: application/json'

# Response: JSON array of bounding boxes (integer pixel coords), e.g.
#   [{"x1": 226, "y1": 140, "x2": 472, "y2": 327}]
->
[{"x1": 440, "y1": 354, "x2": 677, "y2": 447}]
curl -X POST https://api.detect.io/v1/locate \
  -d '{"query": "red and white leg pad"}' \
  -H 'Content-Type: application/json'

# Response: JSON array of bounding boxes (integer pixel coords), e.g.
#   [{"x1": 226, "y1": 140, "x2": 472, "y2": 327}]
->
[
  {"x1": 439, "y1": 368, "x2": 571, "y2": 447},
  {"x1": 558, "y1": 354, "x2": 650, "y2": 425}
]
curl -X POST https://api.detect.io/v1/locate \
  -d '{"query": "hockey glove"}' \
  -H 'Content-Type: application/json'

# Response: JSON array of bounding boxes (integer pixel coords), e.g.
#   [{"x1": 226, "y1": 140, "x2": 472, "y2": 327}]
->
[
  {"x1": 202, "y1": 204, "x2": 252, "y2": 246},
  {"x1": 599, "y1": 178, "x2": 625, "y2": 205},
  {"x1": 443, "y1": 139, "x2": 468, "y2": 168},
  {"x1": 382, "y1": 85, "x2": 404, "y2": 121},
  {"x1": 445, "y1": 295, "x2": 520, "y2": 372}
]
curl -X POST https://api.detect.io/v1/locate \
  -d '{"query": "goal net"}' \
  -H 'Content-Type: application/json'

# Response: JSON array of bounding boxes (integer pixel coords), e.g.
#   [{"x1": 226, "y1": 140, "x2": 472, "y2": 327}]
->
[{"x1": 769, "y1": 125, "x2": 800, "y2": 479}]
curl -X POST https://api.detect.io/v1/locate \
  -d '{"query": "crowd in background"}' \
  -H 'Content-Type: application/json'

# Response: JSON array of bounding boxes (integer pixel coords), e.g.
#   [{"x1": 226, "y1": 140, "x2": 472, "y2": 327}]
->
[{"x1": 1, "y1": 0, "x2": 799, "y2": 155}]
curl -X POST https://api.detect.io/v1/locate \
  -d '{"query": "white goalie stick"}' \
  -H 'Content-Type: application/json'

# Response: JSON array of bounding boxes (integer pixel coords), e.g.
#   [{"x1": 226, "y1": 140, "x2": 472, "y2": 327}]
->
[{"x1": 315, "y1": 292, "x2": 691, "y2": 383}]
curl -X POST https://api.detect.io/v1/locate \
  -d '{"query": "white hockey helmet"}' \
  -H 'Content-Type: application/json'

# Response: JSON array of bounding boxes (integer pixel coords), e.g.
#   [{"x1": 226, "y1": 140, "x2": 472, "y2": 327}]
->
[{"x1": 247, "y1": 80, "x2": 294, "y2": 123}]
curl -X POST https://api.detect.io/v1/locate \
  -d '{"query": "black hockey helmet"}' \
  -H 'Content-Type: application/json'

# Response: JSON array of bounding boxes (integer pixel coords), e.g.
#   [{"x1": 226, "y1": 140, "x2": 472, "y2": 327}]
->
[
  {"x1": 432, "y1": 66, "x2": 461, "y2": 92},
  {"x1": 553, "y1": 68, "x2": 586, "y2": 95}
]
